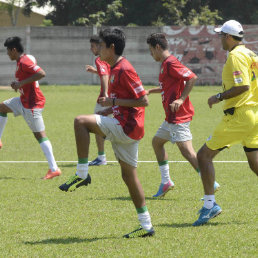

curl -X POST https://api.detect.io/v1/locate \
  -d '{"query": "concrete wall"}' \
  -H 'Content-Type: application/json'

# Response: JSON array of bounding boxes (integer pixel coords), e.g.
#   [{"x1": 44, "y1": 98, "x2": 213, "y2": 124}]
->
[{"x1": 0, "y1": 25, "x2": 257, "y2": 86}]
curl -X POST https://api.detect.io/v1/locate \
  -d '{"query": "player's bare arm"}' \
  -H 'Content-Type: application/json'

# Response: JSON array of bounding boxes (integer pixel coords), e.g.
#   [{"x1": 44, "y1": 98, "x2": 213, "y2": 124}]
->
[
  {"x1": 11, "y1": 70, "x2": 45, "y2": 91},
  {"x1": 99, "y1": 94, "x2": 149, "y2": 107},
  {"x1": 146, "y1": 87, "x2": 161, "y2": 95},
  {"x1": 96, "y1": 107, "x2": 113, "y2": 116},
  {"x1": 170, "y1": 75, "x2": 197, "y2": 112},
  {"x1": 208, "y1": 85, "x2": 250, "y2": 108},
  {"x1": 100, "y1": 74, "x2": 109, "y2": 97},
  {"x1": 85, "y1": 65, "x2": 98, "y2": 74}
]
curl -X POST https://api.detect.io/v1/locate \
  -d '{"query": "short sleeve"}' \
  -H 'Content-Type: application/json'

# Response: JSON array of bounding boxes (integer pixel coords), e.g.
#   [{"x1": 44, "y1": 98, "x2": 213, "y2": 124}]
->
[
  {"x1": 167, "y1": 60, "x2": 195, "y2": 81},
  {"x1": 21, "y1": 58, "x2": 41, "y2": 74},
  {"x1": 95, "y1": 58, "x2": 110, "y2": 76},
  {"x1": 121, "y1": 69, "x2": 146, "y2": 98},
  {"x1": 228, "y1": 55, "x2": 250, "y2": 86}
]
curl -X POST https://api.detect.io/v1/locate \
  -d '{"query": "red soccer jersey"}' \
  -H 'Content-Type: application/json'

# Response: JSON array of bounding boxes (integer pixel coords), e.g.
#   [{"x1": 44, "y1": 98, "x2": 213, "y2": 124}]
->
[
  {"x1": 109, "y1": 58, "x2": 146, "y2": 140},
  {"x1": 159, "y1": 55, "x2": 195, "y2": 124},
  {"x1": 95, "y1": 56, "x2": 110, "y2": 100},
  {"x1": 15, "y1": 54, "x2": 45, "y2": 109}
]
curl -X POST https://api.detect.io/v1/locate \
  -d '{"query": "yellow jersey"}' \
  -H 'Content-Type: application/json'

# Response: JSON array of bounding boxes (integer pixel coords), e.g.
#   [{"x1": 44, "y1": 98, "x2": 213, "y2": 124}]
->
[{"x1": 222, "y1": 45, "x2": 258, "y2": 110}]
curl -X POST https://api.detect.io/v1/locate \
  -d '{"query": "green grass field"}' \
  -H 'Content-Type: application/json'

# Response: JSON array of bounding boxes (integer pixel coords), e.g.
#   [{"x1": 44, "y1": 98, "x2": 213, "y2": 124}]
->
[{"x1": 0, "y1": 86, "x2": 257, "y2": 257}]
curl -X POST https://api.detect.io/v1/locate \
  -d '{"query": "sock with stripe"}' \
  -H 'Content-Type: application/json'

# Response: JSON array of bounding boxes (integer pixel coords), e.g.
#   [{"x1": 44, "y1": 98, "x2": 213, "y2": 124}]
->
[
  {"x1": 0, "y1": 113, "x2": 8, "y2": 139},
  {"x1": 158, "y1": 160, "x2": 171, "y2": 184},
  {"x1": 76, "y1": 158, "x2": 88, "y2": 179},
  {"x1": 136, "y1": 206, "x2": 152, "y2": 231},
  {"x1": 98, "y1": 151, "x2": 106, "y2": 161},
  {"x1": 39, "y1": 137, "x2": 58, "y2": 172}
]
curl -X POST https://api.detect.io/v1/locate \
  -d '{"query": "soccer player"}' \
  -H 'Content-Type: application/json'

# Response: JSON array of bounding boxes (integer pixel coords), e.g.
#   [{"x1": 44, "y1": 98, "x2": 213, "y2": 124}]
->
[
  {"x1": 146, "y1": 33, "x2": 220, "y2": 198},
  {"x1": 1, "y1": 36, "x2": 61, "y2": 180},
  {"x1": 59, "y1": 28, "x2": 154, "y2": 238},
  {"x1": 85, "y1": 35, "x2": 110, "y2": 166},
  {"x1": 193, "y1": 20, "x2": 258, "y2": 226}
]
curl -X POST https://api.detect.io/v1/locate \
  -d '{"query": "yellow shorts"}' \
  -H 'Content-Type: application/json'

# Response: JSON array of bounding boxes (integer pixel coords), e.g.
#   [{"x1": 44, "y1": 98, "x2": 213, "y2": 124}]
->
[{"x1": 206, "y1": 105, "x2": 258, "y2": 150}]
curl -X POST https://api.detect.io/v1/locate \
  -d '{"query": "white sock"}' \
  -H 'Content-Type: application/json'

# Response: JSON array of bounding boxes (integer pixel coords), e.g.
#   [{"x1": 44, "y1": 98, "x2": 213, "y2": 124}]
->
[
  {"x1": 98, "y1": 154, "x2": 106, "y2": 161},
  {"x1": 76, "y1": 163, "x2": 88, "y2": 179},
  {"x1": 0, "y1": 115, "x2": 8, "y2": 138},
  {"x1": 203, "y1": 195, "x2": 215, "y2": 209},
  {"x1": 40, "y1": 140, "x2": 58, "y2": 172},
  {"x1": 138, "y1": 211, "x2": 152, "y2": 231},
  {"x1": 159, "y1": 164, "x2": 171, "y2": 184}
]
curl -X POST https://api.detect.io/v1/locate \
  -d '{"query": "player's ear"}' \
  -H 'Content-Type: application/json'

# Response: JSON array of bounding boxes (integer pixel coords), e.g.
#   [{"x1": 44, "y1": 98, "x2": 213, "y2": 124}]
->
[{"x1": 110, "y1": 43, "x2": 115, "y2": 49}]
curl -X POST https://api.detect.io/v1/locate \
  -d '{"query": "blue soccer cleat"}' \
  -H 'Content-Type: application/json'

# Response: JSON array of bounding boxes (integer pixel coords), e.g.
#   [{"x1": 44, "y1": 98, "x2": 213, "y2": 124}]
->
[
  {"x1": 152, "y1": 180, "x2": 174, "y2": 198},
  {"x1": 193, "y1": 202, "x2": 222, "y2": 226},
  {"x1": 89, "y1": 157, "x2": 107, "y2": 166}
]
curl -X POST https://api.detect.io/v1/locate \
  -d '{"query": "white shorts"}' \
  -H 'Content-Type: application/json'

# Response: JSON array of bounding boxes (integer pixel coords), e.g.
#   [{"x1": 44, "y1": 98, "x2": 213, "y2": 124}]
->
[
  {"x1": 95, "y1": 114, "x2": 139, "y2": 167},
  {"x1": 3, "y1": 97, "x2": 45, "y2": 132},
  {"x1": 155, "y1": 121, "x2": 192, "y2": 143},
  {"x1": 94, "y1": 103, "x2": 112, "y2": 117}
]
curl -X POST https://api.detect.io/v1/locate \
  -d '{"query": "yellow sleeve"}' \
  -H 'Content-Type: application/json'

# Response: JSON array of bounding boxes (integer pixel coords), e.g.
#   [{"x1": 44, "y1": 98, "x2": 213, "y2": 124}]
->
[{"x1": 227, "y1": 55, "x2": 250, "y2": 86}]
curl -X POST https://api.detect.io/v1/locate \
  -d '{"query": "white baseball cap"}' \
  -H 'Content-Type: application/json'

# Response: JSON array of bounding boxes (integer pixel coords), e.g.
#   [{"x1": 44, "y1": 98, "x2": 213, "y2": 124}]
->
[{"x1": 214, "y1": 20, "x2": 244, "y2": 37}]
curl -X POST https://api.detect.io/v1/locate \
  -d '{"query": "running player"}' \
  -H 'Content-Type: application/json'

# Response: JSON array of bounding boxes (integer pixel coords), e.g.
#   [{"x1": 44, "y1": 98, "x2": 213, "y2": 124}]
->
[
  {"x1": 193, "y1": 20, "x2": 258, "y2": 226},
  {"x1": 146, "y1": 33, "x2": 220, "y2": 198},
  {"x1": 59, "y1": 28, "x2": 154, "y2": 238},
  {"x1": 0, "y1": 36, "x2": 61, "y2": 179},
  {"x1": 85, "y1": 35, "x2": 110, "y2": 166}
]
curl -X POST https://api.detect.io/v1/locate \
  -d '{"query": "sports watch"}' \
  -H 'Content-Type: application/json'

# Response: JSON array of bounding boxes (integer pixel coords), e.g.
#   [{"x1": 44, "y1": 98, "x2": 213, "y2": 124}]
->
[{"x1": 216, "y1": 93, "x2": 223, "y2": 101}]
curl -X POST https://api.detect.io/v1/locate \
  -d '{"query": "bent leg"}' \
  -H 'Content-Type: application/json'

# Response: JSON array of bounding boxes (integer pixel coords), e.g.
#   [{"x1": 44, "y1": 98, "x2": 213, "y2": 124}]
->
[
  {"x1": 74, "y1": 114, "x2": 105, "y2": 159},
  {"x1": 0, "y1": 103, "x2": 13, "y2": 142},
  {"x1": 176, "y1": 140, "x2": 198, "y2": 170},
  {"x1": 197, "y1": 144, "x2": 220, "y2": 195},
  {"x1": 245, "y1": 150, "x2": 258, "y2": 176},
  {"x1": 152, "y1": 136, "x2": 168, "y2": 162}
]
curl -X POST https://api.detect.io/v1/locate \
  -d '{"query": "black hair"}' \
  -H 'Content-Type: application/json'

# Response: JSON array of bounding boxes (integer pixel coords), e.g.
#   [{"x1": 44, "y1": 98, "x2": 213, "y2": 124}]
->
[
  {"x1": 90, "y1": 35, "x2": 101, "y2": 44},
  {"x1": 221, "y1": 31, "x2": 244, "y2": 41},
  {"x1": 99, "y1": 28, "x2": 126, "y2": 56},
  {"x1": 4, "y1": 36, "x2": 24, "y2": 53},
  {"x1": 232, "y1": 33, "x2": 243, "y2": 41},
  {"x1": 146, "y1": 33, "x2": 168, "y2": 50}
]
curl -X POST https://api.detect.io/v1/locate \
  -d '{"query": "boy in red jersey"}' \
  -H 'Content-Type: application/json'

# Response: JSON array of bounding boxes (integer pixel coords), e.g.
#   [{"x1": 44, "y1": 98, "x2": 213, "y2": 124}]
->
[
  {"x1": 85, "y1": 35, "x2": 110, "y2": 166},
  {"x1": 146, "y1": 33, "x2": 219, "y2": 198},
  {"x1": 0, "y1": 37, "x2": 61, "y2": 179},
  {"x1": 59, "y1": 28, "x2": 154, "y2": 238}
]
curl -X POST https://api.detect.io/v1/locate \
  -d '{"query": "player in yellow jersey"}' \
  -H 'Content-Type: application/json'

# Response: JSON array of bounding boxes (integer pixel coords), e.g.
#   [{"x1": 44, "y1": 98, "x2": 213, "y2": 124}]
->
[{"x1": 193, "y1": 20, "x2": 258, "y2": 226}]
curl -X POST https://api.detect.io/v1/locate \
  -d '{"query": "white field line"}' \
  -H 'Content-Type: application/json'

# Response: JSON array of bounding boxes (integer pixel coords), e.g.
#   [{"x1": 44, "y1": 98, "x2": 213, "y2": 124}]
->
[{"x1": 0, "y1": 160, "x2": 248, "y2": 163}]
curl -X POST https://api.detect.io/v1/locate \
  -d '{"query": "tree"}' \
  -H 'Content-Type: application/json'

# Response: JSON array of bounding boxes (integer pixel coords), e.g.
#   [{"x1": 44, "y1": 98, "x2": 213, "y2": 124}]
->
[
  {"x1": 35, "y1": 0, "x2": 113, "y2": 25},
  {"x1": 75, "y1": 0, "x2": 123, "y2": 26},
  {"x1": 0, "y1": 0, "x2": 36, "y2": 26},
  {"x1": 35, "y1": 0, "x2": 257, "y2": 26},
  {"x1": 209, "y1": 0, "x2": 258, "y2": 24},
  {"x1": 161, "y1": 0, "x2": 222, "y2": 25}
]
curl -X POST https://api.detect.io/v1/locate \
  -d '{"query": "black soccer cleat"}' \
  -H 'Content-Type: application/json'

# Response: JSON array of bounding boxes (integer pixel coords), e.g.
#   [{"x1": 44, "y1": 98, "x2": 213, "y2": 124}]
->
[{"x1": 59, "y1": 174, "x2": 91, "y2": 192}]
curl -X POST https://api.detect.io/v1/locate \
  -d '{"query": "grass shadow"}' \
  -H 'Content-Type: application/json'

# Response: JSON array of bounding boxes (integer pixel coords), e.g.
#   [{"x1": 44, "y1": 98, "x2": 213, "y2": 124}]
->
[
  {"x1": 157, "y1": 220, "x2": 247, "y2": 228},
  {"x1": 145, "y1": 196, "x2": 175, "y2": 201},
  {"x1": 58, "y1": 163, "x2": 116, "y2": 168},
  {"x1": 0, "y1": 176, "x2": 27, "y2": 180},
  {"x1": 24, "y1": 236, "x2": 117, "y2": 245},
  {"x1": 109, "y1": 196, "x2": 131, "y2": 201},
  {"x1": 0, "y1": 176, "x2": 15, "y2": 180}
]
